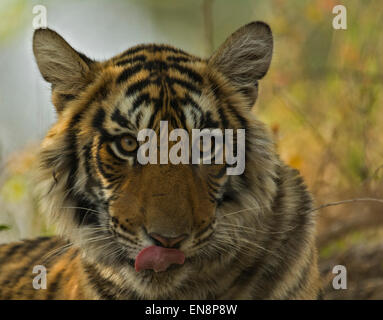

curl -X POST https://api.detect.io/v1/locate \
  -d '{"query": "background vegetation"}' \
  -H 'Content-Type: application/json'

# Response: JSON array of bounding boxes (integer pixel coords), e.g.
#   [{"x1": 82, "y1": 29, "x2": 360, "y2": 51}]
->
[{"x1": 0, "y1": 0, "x2": 382, "y2": 299}]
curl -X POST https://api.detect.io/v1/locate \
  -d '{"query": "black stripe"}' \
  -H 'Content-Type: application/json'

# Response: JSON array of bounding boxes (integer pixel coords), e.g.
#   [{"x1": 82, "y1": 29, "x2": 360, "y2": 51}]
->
[
  {"x1": 250, "y1": 179, "x2": 311, "y2": 299},
  {"x1": 209, "y1": 166, "x2": 227, "y2": 179},
  {"x1": 95, "y1": 140, "x2": 120, "y2": 181},
  {"x1": 126, "y1": 79, "x2": 151, "y2": 96},
  {"x1": 208, "y1": 74, "x2": 249, "y2": 129},
  {"x1": 203, "y1": 111, "x2": 220, "y2": 128},
  {"x1": 46, "y1": 270, "x2": 64, "y2": 299},
  {"x1": 226, "y1": 103, "x2": 248, "y2": 129},
  {"x1": 118, "y1": 45, "x2": 147, "y2": 59},
  {"x1": 194, "y1": 230, "x2": 214, "y2": 247},
  {"x1": 169, "y1": 98, "x2": 187, "y2": 129},
  {"x1": 105, "y1": 144, "x2": 125, "y2": 162},
  {"x1": 60, "y1": 93, "x2": 75, "y2": 102},
  {"x1": 84, "y1": 262, "x2": 140, "y2": 299},
  {"x1": 167, "y1": 77, "x2": 201, "y2": 95},
  {"x1": 61, "y1": 86, "x2": 110, "y2": 220},
  {"x1": 181, "y1": 94, "x2": 203, "y2": 114},
  {"x1": 78, "y1": 52, "x2": 94, "y2": 66},
  {"x1": 209, "y1": 77, "x2": 239, "y2": 128},
  {"x1": 82, "y1": 143, "x2": 93, "y2": 177},
  {"x1": 217, "y1": 106, "x2": 229, "y2": 128},
  {"x1": 169, "y1": 63, "x2": 203, "y2": 84},
  {"x1": 0, "y1": 243, "x2": 24, "y2": 262},
  {"x1": 20, "y1": 237, "x2": 50, "y2": 256},
  {"x1": 228, "y1": 178, "x2": 284, "y2": 296},
  {"x1": 207, "y1": 190, "x2": 217, "y2": 203},
  {"x1": 115, "y1": 54, "x2": 147, "y2": 66},
  {"x1": 195, "y1": 224, "x2": 212, "y2": 239},
  {"x1": 84, "y1": 263, "x2": 117, "y2": 300},
  {"x1": 116, "y1": 231, "x2": 139, "y2": 245},
  {"x1": 0, "y1": 237, "x2": 52, "y2": 267},
  {"x1": 143, "y1": 60, "x2": 168, "y2": 72},
  {"x1": 166, "y1": 56, "x2": 192, "y2": 63},
  {"x1": 117, "y1": 64, "x2": 143, "y2": 84},
  {"x1": 72, "y1": 194, "x2": 100, "y2": 226},
  {"x1": 130, "y1": 93, "x2": 151, "y2": 114},
  {"x1": 22, "y1": 243, "x2": 74, "y2": 299},
  {"x1": 180, "y1": 94, "x2": 204, "y2": 127},
  {"x1": 135, "y1": 111, "x2": 143, "y2": 128},
  {"x1": 208, "y1": 177, "x2": 222, "y2": 189},
  {"x1": 147, "y1": 111, "x2": 158, "y2": 131},
  {"x1": 92, "y1": 108, "x2": 114, "y2": 139},
  {"x1": 111, "y1": 109, "x2": 134, "y2": 130},
  {"x1": 281, "y1": 248, "x2": 314, "y2": 299},
  {"x1": 64, "y1": 111, "x2": 83, "y2": 195},
  {"x1": 83, "y1": 142, "x2": 113, "y2": 202},
  {"x1": 2, "y1": 238, "x2": 58, "y2": 299},
  {"x1": 147, "y1": 85, "x2": 164, "y2": 129}
]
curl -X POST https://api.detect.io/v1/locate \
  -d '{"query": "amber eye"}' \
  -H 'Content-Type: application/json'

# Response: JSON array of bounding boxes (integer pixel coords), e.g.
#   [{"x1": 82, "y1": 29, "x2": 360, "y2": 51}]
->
[{"x1": 115, "y1": 135, "x2": 138, "y2": 156}]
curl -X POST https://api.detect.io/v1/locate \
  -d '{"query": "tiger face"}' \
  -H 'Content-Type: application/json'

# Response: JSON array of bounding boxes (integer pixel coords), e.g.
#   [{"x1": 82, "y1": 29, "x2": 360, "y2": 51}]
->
[{"x1": 33, "y1": 22, "x2": 274, "y2": 293}]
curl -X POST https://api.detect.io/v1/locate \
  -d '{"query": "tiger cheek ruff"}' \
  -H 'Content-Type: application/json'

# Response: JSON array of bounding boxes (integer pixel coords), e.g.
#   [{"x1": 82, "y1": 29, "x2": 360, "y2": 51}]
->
[{"x1": 0, "y1": 21, "x2": 321, "y2": 300}]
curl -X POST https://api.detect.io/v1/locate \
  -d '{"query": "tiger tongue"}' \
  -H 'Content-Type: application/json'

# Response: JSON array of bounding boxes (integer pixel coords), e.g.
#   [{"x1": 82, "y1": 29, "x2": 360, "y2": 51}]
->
[{"x1": 135, "y1": 245, "x2": 185, "y2": 273}]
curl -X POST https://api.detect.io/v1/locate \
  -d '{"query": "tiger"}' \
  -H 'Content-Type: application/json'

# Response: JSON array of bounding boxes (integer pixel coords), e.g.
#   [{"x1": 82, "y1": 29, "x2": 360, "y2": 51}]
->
[{"x1": 0, "y1": 21, "x2": 320, "y2": 299}]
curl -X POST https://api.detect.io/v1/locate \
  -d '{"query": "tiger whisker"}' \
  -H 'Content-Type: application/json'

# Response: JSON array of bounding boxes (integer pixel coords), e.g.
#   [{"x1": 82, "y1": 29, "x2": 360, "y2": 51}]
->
[
  {"x1": 60, "y1": 206, "x2": 107, "y2": 216},
  {"x1": 41, "y1": 242, "x2": 73, "y2": 262},
  {"x1": 217, "y1": 222, "x2": 297, "y2": 235}
]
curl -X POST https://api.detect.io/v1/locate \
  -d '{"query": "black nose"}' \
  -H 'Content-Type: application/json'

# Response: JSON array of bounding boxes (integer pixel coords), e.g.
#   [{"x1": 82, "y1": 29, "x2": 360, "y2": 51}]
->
[{"x1": 149, "y1": 233, "x2": 188, "y2": 248}]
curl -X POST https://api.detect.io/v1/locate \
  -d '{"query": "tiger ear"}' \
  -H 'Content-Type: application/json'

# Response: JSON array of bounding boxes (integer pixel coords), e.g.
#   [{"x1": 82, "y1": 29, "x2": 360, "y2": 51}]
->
[
  {"x1": 33, "y1": 28, "x2": 94, "y2": 111},
  {"x1": 209, "y1": 21, "x2": 273, "y2": 107}
]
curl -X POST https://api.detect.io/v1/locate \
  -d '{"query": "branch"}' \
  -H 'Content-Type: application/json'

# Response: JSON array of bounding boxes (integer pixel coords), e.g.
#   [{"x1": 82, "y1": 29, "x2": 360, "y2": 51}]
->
[{"x1": 311, "y1": 198, "x2": 383, "y2": 214}]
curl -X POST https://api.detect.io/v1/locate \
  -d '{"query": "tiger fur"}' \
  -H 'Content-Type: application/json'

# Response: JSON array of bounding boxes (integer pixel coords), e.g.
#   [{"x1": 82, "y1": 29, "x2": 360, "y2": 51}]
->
[{"x1": 0, "y1": 21, "x2": 321, "y2": 299}]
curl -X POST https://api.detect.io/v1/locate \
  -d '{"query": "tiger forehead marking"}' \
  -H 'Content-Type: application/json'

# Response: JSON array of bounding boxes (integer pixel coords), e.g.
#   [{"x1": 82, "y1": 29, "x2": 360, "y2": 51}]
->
[
  {"x1": 105, "y1": 45, "x2": 221, "y2": 135},
  {"x1": 0, "y1": 22, "x2": 320, "y2": 300}
]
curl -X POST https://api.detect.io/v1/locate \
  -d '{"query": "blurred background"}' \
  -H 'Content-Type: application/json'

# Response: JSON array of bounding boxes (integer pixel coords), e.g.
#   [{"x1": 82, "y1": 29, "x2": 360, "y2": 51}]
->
[{"x1": 0, "y1": 0, "x2": 382, "y2": 299}]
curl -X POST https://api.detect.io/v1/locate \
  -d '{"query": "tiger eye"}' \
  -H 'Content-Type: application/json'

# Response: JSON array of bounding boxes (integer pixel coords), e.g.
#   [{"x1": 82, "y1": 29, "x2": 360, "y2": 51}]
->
[{"x1": 120, "y1": 136, "x2": 138, "y2": 153}]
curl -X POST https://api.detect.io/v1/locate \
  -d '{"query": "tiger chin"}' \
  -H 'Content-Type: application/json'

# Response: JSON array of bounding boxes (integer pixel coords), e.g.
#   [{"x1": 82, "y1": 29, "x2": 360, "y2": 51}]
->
[{"x1": 0, "y1": 22, "x2": 321, "y2": 300}]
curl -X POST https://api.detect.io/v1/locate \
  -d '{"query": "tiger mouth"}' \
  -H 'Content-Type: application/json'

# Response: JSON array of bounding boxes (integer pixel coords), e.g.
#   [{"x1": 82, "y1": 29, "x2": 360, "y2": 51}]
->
[
  {"x1": 100, "y1": 239, "x2": 191, "y2": 272},
  {"x1": 137, "y1": 262, "x2": 185, "y2": 275},
  {"x1": 135, "y1": 245, "x2": 185, "y2": 273}
]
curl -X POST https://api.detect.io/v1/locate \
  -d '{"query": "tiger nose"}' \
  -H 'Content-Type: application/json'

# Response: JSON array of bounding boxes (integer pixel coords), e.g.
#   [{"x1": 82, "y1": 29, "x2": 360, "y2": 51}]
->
[{"x1": 149, "y1": 233, "x2": 188, "y2": 248}]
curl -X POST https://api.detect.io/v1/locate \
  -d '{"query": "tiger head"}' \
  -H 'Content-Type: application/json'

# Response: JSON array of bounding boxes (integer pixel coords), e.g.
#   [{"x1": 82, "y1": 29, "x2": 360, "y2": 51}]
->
[{"x1": 33, "y1": 22, "x2": 277, "y2": 296}]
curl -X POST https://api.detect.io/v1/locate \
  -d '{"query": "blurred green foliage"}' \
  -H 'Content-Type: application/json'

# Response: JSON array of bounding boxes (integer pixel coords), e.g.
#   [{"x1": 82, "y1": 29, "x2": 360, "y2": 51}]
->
[
  {"x1": 0, "y1": 0, "x2": 29, "y2": 44},
  {"x1": 0, "y1": 225, "x2": 11, "y2": 231}
]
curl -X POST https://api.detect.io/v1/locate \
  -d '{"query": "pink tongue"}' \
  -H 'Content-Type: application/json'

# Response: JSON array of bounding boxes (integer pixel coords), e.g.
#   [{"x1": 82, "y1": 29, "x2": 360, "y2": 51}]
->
[{"x1": 135, "y1": 245, "x2": 185, "y2": 273}]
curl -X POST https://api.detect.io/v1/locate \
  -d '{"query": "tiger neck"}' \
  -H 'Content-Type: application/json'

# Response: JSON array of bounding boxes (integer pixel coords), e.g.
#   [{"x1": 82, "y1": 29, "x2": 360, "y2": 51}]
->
[{"x1": 79, "y1": 253, "x2": 253, "y2": 299}]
